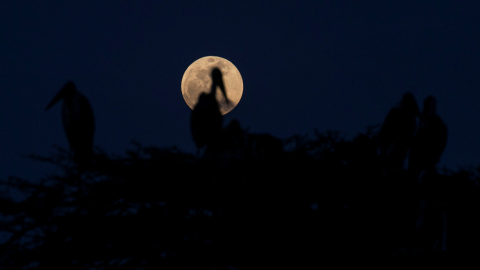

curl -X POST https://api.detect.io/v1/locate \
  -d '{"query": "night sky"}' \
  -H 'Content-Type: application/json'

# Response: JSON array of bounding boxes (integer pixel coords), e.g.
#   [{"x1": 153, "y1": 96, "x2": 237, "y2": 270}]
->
[{"x1": 1, "y1": 1, "x2": 479, "y2": 181}]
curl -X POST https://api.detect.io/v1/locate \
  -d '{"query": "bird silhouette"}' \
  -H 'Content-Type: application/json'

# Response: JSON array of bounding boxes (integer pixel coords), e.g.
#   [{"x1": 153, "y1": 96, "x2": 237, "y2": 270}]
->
[
  {"x1": 245, "y1": 132, "x2": 283, "y2": 159},
  {"x1": 190, "y1": 67, "x2": 230, "y2": 156},
  {"x1": 46, "y1": 81, "x2": 95, "y2": 167},
  {"x1": 408, "y1": 95, "x2": 447, "y2": 177},
  {"x1": 377, "y1": 92, "x2": 420, "y2": 171},
  {"x1": 222, "y1": 118, "x2": 246, "y2": 159}
]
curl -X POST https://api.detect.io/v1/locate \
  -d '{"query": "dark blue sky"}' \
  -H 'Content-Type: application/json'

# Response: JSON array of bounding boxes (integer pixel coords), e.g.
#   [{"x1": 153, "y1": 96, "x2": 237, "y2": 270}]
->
[{"x1": 1, "y1": 1, "x2": 480, "y2": 180}]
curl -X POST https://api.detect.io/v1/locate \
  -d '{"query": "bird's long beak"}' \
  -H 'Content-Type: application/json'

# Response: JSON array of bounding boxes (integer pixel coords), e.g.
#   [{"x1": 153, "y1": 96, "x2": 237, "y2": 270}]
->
[
  {"x1": 217, "y1": 77, "x2": 230, "y2": 104},
  {"x1": 45, "y1": 89, "x2": 64, "y2": 111}
]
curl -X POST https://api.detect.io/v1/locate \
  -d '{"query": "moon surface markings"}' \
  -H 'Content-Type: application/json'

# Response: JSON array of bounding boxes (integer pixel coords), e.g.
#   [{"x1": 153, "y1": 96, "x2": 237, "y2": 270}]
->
[{"x1": 181, "y1": 56, "x2": 243, "y2": 115}]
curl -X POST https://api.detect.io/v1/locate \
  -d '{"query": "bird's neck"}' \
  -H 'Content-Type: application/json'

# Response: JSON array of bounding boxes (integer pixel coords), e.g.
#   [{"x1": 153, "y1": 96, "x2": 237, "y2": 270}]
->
[{"x1": 209, "y1": 85, "x2": 217, "y2": 95}]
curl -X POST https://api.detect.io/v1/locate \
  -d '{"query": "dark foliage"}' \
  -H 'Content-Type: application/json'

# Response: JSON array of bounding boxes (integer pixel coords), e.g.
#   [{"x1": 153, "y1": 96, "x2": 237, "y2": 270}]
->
[{"x1": 1, "y1": 128, "x2": 480, "y2": 269}]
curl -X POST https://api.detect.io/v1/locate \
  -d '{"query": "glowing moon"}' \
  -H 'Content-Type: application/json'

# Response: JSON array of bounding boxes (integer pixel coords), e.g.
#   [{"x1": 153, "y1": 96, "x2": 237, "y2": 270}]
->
[{"x1": 181, "y1": 56, "x2": 243, "y2": 115}]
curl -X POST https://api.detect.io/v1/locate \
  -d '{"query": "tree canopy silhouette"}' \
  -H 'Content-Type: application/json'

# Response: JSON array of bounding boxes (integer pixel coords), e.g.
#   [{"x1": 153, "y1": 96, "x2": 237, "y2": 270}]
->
[{"x1": 1, "y1": 119, "x2": 479, "y2": 269}]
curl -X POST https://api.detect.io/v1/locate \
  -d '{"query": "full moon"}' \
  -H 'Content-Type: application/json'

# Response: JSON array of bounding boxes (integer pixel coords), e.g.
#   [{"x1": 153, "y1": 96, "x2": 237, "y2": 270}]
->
[{"x1": 181, "y1": 56, "x2": 243, "y2": 115}]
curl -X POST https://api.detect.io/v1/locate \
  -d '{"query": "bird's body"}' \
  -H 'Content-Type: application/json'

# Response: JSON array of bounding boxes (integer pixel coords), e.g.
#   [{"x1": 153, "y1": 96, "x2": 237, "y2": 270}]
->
[
  {"x1": 46, "y1": 81, "x2": 94, "y2": 166},
  {"x1": 222, "y1": 118, "x2": 246, "y2": 159},
  {"x1": 190, "y1": 68, "x2": 229, "y2": 155},
  {"x1": 377, "y1": 92, "x2": 420, "y2": 170},
  {"x1": 245, "y1": 133, "x2": 283, "y2": 159},
  {"x1": 191, "y1": 93, "x2": 223, "y2": 149},
  {"x1": 408, "y1": 96, "x2": 447, "y2": 175}
]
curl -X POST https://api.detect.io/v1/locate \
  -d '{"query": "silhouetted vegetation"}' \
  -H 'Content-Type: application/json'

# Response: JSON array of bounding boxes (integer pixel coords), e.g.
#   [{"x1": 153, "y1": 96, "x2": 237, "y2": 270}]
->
[{"x1": 1, "y1": 121, "x2": 480, "y2": 269}]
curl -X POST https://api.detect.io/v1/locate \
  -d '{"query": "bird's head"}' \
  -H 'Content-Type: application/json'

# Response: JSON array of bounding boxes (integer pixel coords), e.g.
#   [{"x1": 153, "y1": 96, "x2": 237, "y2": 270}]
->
[
  {"x1": 423, "y1": 95, "x2": 437, "y2": 118},
  {"x1": 45, "y1": 81, "x2": 77, "y2": 111},
  {"x1": 402, "y1": 92, "x2": 420, "y2": 116},
  {"x1": 210, "y1": 67, "x2": 230, "y2": 105}
]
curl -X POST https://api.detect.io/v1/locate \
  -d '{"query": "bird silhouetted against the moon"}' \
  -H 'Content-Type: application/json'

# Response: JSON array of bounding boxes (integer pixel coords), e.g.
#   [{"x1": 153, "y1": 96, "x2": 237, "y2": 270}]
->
[
  {"x1": 181, "y1": 56, "x2": 243, "y2": 115},
  {"x1": 190, "y1": 68, "x2": 229, "y2": 153}
]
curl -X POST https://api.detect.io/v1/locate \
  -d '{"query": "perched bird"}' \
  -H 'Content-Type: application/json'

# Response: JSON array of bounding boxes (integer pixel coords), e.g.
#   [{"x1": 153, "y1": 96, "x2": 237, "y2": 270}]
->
[
  {"x1": 377, "y1": 92, "x2": 420, "y2": 171},
  {"x1": 190, "y1": 67, "x2": 229, "y2": 155},
  {"x1": 409, "y1": 97, "x2": 448, "y2": 253},
  {"x1": 408, "y1": 95, "x2": 447, "y2": 176},
  {"x1": 245, "y1": 132, "x2": 283, "y2": 159},
  {"x1": 222, "y1": 118, "x2": 246, "y2": 159},
  {"x1": 46, "y1": 81, "x2": 95, "y2": 166}
]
